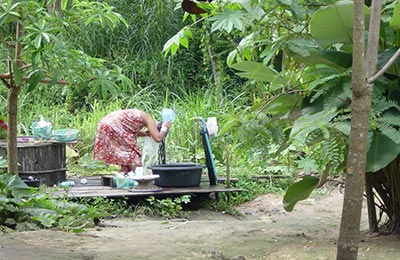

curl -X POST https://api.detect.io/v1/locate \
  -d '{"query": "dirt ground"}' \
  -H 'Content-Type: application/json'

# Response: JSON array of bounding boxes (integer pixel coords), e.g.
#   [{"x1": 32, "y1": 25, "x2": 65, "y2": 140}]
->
[{"x1": 1, "y1": 187, "x2": 399, "y2": 260}]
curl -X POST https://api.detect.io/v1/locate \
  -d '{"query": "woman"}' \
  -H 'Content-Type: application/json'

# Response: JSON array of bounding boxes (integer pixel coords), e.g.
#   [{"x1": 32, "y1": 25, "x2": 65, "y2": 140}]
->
[{"x1": 93, "y1": 109, "x2": 171, "y2": 173}]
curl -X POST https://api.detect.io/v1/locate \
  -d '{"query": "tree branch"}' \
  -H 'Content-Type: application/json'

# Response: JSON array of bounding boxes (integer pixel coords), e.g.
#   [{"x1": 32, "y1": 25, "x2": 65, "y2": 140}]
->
[
  {"x1": 367, "y1": 47, "x2": 400, "y2": 84},
  {"x1": 0, "y1": 73, "x2": 68, "y2": 85},
  {"x1": 365, "y1": 0, "x2": 381, "y2": 79},
  {"x1": 1, "y1": 78, "x2": 10, "y2": 88}
]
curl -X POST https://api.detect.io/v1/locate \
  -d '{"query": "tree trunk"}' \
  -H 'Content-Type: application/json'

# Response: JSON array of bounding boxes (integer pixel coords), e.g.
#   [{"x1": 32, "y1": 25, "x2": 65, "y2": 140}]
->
[
  {"x1": 7, "y1": 87, "x2": 20, "y2": 174},
  {"x1": 337, "y1": 0, "x2": 382, "y2": 258},
  {"x1": 7, "y1": 21, "x2": 23, "y2": 174},
  {"x1": 336, "y1": 0, "x2": 371, "y2": 259}
]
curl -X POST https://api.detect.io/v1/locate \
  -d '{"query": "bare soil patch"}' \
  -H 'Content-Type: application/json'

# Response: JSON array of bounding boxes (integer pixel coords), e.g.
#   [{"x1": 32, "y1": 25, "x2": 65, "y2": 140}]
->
[{"x1": 1, "y1": 188, "x2": 399, "y2": 260}]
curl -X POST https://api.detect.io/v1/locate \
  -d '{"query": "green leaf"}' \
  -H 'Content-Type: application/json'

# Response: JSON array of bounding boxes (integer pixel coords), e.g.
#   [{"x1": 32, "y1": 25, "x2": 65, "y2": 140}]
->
[
  {"x1": 389, "y1": 1, "x2": 400, "y2": 31},
  {"x1": 209, "y1": 8, "x2": 245, "y2": 33},
  {"x1": 25, "y1": 208, "x2": 57, "y2": 228},
  {"x1": 283, "y1": 176, "x2": 319, "y2": 212},
  {"x1": 0, "y1": 1, "x2": 20, "y2": 25},
  {"x1": 290, "y1": 110, "x2": 338, "y2": 143},
  {"x1": 296, "y1": 158, "x2": 318, "y2": 175},
  {"x1": 34, "y1": 35, "x2": 42, "y2": 49},
  {"x1": 26, "y1": 70, "x2": 43, "y2": 92},
  {"x1": 263, "y1": 94, "x2": 302, "y2": 115},
  {"x1": 236, "y1": 0, "x2": 265, "y2": 20},
  {"x1": 227, "y1": 49, "x2": 238, "y2": 67},
  {"x1": 0, "y1": 194, "x2": 9, "y2": 204},
  {"x1": 61, "y1": 0, "x2": 68, "y2": 10},
  {"x1": 231, "y1": 61, "x2": 287, "y2": 85},
  {"x1": 310, "y1": 0, "x2": 370, "y2": 47},
  {"x1": 5, "y1": 175, "x2": 33, "y2": 201},
  {"x1": 366, "y1": 132, "x2": 400, "y2": 172},
  {"x1": 163, "y1": 27, "x2": 192, "y2": 56},
  {"x1": 290, "y1": 48, "x2": 352, "y2": 68}
]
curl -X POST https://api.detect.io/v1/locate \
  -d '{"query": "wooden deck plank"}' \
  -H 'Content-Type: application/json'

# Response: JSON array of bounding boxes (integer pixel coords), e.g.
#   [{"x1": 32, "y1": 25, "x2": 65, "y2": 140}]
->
[
  {"x1": 52, "y1": 184, "x2": 242, "y2": 198},
  {"x1": 50, "y1": 175, "x2": 241, "y2": 199}
]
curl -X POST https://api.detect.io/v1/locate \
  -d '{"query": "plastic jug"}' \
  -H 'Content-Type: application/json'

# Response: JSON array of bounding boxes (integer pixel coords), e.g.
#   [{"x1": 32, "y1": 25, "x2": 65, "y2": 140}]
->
[{"x1": 31, "y1": 115, "x2": 52, "y2": 140}]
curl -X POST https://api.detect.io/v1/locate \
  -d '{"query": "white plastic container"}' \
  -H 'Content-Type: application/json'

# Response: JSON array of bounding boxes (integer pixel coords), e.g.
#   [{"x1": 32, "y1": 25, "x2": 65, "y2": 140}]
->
[
  {"x1": 206, "y1": 117, "x2": 218, "y2": 136},
  {"x1": 162, "y1": 108, "x2": 176, "y2": 122}
]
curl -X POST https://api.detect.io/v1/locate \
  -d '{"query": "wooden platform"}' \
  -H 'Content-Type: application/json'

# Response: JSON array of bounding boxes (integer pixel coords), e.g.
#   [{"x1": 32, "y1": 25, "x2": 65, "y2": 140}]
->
[
  {"x1": 51, "y1": 176, "x2": 241, "y2": 199},
  {"x1": 53, "y1": 184, "x2": 241, "y2": 198}
]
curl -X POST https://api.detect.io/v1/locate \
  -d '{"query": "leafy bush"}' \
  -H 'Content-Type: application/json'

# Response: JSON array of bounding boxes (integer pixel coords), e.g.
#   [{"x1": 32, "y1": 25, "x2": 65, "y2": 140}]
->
[
  {"x1": 0, "y1": 172, "x2": 101, "y2": 232},
  {"x1": 146, "y1": 195, "x2": 191, "y2": 219}
]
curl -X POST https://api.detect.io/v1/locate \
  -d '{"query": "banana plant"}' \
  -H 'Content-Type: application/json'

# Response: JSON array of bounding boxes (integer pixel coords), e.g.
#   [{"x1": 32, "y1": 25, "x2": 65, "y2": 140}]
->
[{"x1": 278, "y1": 1, "x2": 400, "y2": 212}]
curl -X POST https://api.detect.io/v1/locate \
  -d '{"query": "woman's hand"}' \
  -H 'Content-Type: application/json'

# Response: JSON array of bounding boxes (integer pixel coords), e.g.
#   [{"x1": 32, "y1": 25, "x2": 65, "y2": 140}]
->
[
  {"x1": 160, "y1": 121, "x2": 171, "y2": 134},
  {"x1": 162, "y1": 121, "x2": 172, "y2": 128}
]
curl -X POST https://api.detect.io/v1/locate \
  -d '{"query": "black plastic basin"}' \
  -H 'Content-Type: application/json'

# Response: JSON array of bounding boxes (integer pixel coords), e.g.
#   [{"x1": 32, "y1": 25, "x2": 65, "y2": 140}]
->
[
  {"x1": 22, "y1": 177, "x2": 43, "y2": 188},
  {"x1": 150, "y1": 163, "x2": 205, "y2": 187}
]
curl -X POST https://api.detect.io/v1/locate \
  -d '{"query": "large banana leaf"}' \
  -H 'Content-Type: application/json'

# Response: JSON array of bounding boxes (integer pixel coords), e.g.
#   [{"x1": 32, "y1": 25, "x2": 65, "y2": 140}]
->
[
  {"x1": 389, "y1": 0, "x2": 400, "y2": 31},
  {"x1": 263, "y1": 94, "x2": 303, "y2": 115},
  {"x1": 310, "y1": 0, "x2": 370, "y2": 47},
  {"x1": 290, "y1": 48, "x2": 352, "y2": 68},
  {"x1": 231, "y1": 61, "x2": 287, "y2": 87},
  {"x1": 366, "y1": 132, "x2": 400, "y2": 172},
  {"x1": 283, "y1": 175, "x2": 319, "y2": 212}
]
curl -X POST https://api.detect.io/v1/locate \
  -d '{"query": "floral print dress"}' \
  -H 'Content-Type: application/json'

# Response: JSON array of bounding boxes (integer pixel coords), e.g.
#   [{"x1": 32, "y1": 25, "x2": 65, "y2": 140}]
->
[{"x1": 94, "y1": 109, "x2": 145, "y2": 172}]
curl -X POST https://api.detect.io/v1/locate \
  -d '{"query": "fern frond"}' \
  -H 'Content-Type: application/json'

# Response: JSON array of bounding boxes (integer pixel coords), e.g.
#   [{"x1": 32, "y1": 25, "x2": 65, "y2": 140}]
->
[
  {"x1": 376, "y1": 112, "x2": 400, "y2": 127},
  {"x1": 290, "y1": 110, "x2": 337, "y2": 144},
  {"x1": 308, "y1": 130, "x2": 347, "y2": 175},
  {"x1": 334, "y1": 113, "x2": 352, "y2": 122},
  {"x1": 309, "y1": 76, "x2": 343, "y2": 103},
  {"x1": 331, "y1": 121, "x2": 351, "y2": 136},
  {"x1": 376, "y1": 123, "x2": 400, "y2": 144},
  {"x1": 371, "y1": 97, "x2": 400, "y2": 115}
]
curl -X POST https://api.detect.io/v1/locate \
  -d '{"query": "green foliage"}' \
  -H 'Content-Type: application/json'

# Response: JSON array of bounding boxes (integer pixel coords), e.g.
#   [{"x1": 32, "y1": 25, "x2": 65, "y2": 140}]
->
[
  {"x1": 230, "y1": 61, "x2": 288, "y2": 87},
  {"x1": 75, "y1": 154, "x2": 108, "y2": 174},
  {"x1": 389, "y1": 0, "x2": 400, "y2": 30},
  {"x1": 146, "y1": 195, "x2": 191, "y2": 219},
  {"x1": 367, "y1": 132, "x2": 400, "y2": 172},
  {"x1": 310, "y1": 0, "x2": 370, "y2": 47},
  {"x1": 0, "y1": 172, "x2": 101, "y2": 232},
  {"x1": 283, "y1": 175, "x2": 319, "y2": 212},
  {"x1": 77, "y1": 197, "x2": 135, "y2": 218},
  {"x1": 0, "y1": 0, "x2": 129, "y2": 92},
  {"x1": 0, "y1": 156, "x2": 6, "y2": 168},
  {"x1": 209, "y1": 8, "x2": 246, "y2": 33}
]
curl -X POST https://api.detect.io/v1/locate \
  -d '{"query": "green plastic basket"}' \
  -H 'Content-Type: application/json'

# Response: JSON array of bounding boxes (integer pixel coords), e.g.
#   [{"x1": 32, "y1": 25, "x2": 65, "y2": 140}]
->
[{"x1": 52, "y1": 129, "x2": 79, "y2": 142}]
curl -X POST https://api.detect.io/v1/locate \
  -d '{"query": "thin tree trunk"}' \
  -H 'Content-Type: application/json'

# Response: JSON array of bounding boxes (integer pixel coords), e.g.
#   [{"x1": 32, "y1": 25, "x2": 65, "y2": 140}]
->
[
  {"x1": 7, "y1": 21, "x2": 23, "y2": 174},
  {"x1": 336, "y1": 0, "x2": 370, "y2": 259},
  {"x1": 7, "y1": 88, "x2": 20, "y2": 174},
  {"x1": 364, "y1": 0, "x2": 382, "y2": 235},
  {"x1": 337, "y1": 0, "x2": 382, "y2": 258}
]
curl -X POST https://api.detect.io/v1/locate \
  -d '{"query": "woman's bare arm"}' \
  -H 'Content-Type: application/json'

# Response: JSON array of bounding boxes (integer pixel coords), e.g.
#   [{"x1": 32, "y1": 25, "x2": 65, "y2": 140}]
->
[{"x1": 141, "y1": 111, "x2": 171, "y2": 142}]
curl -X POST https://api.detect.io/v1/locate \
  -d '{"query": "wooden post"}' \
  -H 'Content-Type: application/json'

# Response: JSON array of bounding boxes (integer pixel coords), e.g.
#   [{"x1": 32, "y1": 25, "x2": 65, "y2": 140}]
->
[{"x1": 226, "y1": 144, "x2": 231, "y2": 204}]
